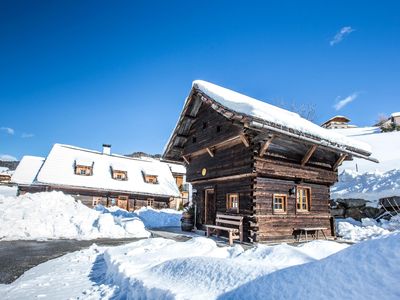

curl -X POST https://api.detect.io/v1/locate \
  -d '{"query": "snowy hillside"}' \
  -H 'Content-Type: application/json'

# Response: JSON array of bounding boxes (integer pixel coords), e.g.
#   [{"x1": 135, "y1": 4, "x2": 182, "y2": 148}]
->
[{"x1": 332, "y1": 128, "x2": 400, "y2": 200}]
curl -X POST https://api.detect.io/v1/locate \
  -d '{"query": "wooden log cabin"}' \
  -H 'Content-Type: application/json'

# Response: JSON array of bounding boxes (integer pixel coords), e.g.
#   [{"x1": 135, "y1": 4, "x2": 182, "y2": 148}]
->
[
  {"x1": 12, "y1": 144, "x2": 182, "y2": 210},
  {"x1": 163, "y1": 80, "x2": 377, "y2": 242}
]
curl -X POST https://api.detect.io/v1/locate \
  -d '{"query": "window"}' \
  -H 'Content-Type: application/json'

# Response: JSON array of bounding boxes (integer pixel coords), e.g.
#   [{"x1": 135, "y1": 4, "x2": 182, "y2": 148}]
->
[
  {"x1": 202, "y1": 122, "x2": 208, "y2": 129},
  {"x1": 112, "y1": 170, "x2": 128, "y2": 181},
  {"x1": 296, "y1": 187, "x2": 311, "y2": 212},
  {"x1": 75, "y1": 165, "x2": 93, "y2": 176},
  {"x1": 142, "y1": 172, "x2": 159, "y2": 184},
  {"x1": 226, "y1": 193, "x2": 239, "y2": 213},
  {"x1": 192, "y1": 136, "x2": 197, "y2": 143},
  {"x1": 216, "y1": 125, "x2": 221, "y2": 133},
  {"x1": 147, "y1": 198, "x2": 154, "y2": 207},
  {"x1": 273, "y1": 194, "x2": 287, "y2": 213}
]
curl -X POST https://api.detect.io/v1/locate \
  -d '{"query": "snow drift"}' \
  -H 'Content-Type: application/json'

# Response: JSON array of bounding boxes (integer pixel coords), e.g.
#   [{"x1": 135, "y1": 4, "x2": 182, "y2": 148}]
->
[
  {"x1": 0, "y1": 191, "x2": 150, "y2": 240},
  {"x1": 221, "y1": 233, "x2": 400, "y2": 299},
  {"x1": 101, "y1": 237, "x2": 347, "y2": 299}
]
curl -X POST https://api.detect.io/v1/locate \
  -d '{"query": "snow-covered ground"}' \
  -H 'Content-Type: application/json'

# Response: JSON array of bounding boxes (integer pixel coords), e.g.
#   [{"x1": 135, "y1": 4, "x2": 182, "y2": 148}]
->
[
  {"x1": 0, "y1": 191, "x2": 182, "y2": 241},
  {"x1": 332, "y1": 128, "x2": 400, "y2": 201},
  {"x1": 336, "y1": 216, "x2": 400, "y2": 242},
  {"x1": 0, "y1": 185, "x2": 17, "y2": 197},
  {"x1": 1, "y1": 234, "x2": 399, "y2": 299}
]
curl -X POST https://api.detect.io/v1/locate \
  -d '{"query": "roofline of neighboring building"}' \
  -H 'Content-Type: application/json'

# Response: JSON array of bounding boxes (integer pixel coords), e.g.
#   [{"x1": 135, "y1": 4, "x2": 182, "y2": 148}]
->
[{"x1": 320, "y1": 115, "x2": 351, "y2": 127}]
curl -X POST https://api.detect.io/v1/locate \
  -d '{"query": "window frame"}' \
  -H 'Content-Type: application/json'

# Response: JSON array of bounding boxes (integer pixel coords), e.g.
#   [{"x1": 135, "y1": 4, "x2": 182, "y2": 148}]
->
[
  {"x1": 112, "y1": 170, "x2": 128, "y2": 181},
  {"x1": 296, "y1": 186, "x2": 311, "y2": 213},
  {"x1": 75, "y1": 165, "x2": 93, "y2": 176},
  {"x1": 273, "y1": 194, "x2": 287, "y2": 214},
  {"x1": 226, "y1": 193, "x2": 239, "y2": 213}
]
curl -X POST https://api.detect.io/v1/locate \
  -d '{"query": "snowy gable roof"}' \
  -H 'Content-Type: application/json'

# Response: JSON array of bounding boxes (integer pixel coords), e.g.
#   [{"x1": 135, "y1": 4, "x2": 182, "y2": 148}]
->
[
  {"x1": 36, "y1": 144, "x2": 180, "y2": 198},
  {"x1": 164, "y1": 80, "x2": 376, "y2": 162},
  {"x1": 11, "y1": 156, "x2": 45, "y2": 185}
]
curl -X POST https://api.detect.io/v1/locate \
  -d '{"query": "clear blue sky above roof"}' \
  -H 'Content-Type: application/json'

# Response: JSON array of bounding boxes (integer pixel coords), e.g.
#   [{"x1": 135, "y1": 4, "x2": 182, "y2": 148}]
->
[{"x1": 0, "y1": 1, "x2": 399, "y2": 160}]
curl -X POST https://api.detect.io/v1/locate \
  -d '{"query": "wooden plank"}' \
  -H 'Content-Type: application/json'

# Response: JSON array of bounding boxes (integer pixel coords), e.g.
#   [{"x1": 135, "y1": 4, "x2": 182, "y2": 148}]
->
[
  {"x1": 301, "y1": 144, "x2": 318, "y2": 166},
  {"x1": 216, "y1": 219, "x2": 242, "y2": 226},
  {"x1": 206, "y1": 147, "x2": 214, "y2": 158},
  {"x1": 259, "y1": 135, "x2": 275, "y2": 157},
  {"x1": 239, "y1": 133, "x2": 250, "y2": 147},
  {"x1": 182, "y1": 155, "x2": 190, "y2": 164},
  {"x1": 333, "y1": 153, "x2": 347, "y2": 171}
]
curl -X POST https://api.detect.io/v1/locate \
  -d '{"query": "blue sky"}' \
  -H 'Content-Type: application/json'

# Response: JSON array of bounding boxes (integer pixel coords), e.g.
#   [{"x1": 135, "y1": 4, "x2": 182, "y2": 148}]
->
[{"x1": 1, "y1": 1, "x2": 399, "y2": 160}]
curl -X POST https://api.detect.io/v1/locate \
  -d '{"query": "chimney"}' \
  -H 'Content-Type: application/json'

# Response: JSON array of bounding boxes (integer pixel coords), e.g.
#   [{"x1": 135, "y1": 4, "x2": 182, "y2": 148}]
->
[{"x1": 102, "y1": 144, "x2": 111, "y2": 155}]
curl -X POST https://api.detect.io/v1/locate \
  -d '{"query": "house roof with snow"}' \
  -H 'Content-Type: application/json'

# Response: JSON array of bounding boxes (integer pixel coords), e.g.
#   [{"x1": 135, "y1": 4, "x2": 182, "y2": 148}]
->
[
  {"x1": 163, "y1": 80, "x2": 377, "y2": 163},
  {"x1": 321, "y1": 115, "x2": 351, "y2": 127},
  {"x1": 11, "y1": 156, "x2": 45, "y2": 185},
  {"x1": 34, "y1": 144, "x2": 180, "y2": 198}
]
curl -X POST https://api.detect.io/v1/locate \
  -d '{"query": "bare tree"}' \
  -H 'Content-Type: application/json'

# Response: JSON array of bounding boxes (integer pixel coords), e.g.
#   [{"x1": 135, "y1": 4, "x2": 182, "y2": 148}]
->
[
  {"x1": 375, "y1": 113, "x2": 388, "y2": 126},
  {"x1": 274, "y1": 99, "x2": 317, "y2": 122}
]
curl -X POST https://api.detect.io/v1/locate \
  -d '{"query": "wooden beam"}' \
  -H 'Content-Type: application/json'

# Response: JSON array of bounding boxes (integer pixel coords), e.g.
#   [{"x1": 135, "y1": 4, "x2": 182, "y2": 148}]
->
[
  {"x1": 332, "y1": 154, "x2": 347, "y2": 171},
  {"x1": 206, "y1": 147, "x2": 214, "y2": 158},
  {"x1": 191, "y1": 173, "x2": 256, "y2": 184},
  {"x1": 259, "y1": 135, "x2": 275, "y2": 157},
  {"x1": 301, "y1": 144, "x2": 318, "y2": 166},
  {"x1": 239, "y1": 133, "x2": 250, "y2": 147},
  {"x1": 182, "y1": 155, "x2": 190, "y2": 165},
  {"x1": 184, "y1": 135, "x2": 242, "y2": 158}
]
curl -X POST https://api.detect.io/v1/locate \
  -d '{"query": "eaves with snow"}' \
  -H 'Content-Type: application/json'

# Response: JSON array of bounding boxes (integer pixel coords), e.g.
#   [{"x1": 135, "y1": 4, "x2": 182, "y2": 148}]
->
[{"x1": 164, "y1": 80, "x2": 377, "y2": 163}]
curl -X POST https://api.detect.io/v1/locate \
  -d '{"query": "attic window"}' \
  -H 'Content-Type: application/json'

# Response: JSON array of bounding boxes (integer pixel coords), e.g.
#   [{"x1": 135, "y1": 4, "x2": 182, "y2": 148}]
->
[
  {"x1": 112, "y1": 170, "x2": 128, "y2": 181},
  {"x1": 216, "y1": 125, "x2": 221, "y2": 133},
  {"x1": 192, "y1": 136, "x2": 197, "y2": 143},
  {"x1": 75, "y1": 165, "x2": 93, "y2": 176},
  {"x1": 202, "y1": 122, "x2": 208, "y2": 129},
  {"x1": 142, "y1": 171, "x2": 158, "y2": 184}
]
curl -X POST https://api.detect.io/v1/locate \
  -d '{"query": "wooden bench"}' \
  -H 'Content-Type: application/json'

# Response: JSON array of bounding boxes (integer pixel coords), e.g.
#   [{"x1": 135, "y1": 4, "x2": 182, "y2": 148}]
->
[
  {"x1": 295, "y1": 227, "x2": 327, "y2": 242},
  {"x1": 205, "y1": 214, "x2": 244, "y2": 246}
]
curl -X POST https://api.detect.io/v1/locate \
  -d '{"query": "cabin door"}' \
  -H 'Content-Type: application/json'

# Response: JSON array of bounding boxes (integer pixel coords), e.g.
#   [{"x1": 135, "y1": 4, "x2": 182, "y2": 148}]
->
[{"x1": 204, "y1": 189, "x2": 216, "y2": 225}]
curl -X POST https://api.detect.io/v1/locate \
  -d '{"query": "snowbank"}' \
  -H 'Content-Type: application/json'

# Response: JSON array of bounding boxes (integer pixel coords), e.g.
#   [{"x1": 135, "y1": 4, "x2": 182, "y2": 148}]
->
[
  {"x1": 0, "y1": 185, "x2": 17, "y2": 197},
  {"x1": 135, "y1": 206, "x2": 182, "y2": 227},
  {"x1": 0, "y1": 192, "x2": 150, "y2": 240},
  {"x1": 221, "y1": 233, "x2": 400, "y2": 299},
  {"x1": 101, "y1": 237, "x2": 347, "y2": 299},
  {"x1": 96, "y1": 205, "x2": 182, "y2": 228},
  {"x1": 336, "y1": 216, "x2": 400, "y2": 242}
]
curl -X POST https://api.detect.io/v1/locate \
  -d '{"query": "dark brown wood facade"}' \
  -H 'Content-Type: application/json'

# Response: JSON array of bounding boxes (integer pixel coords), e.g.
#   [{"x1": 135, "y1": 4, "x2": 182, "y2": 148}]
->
[
  {"x1": 164, "y1": 86, "x2": 374, "y2": 243},
  {"x1": 18, "y1": 185, "x2": 171, "y2": 211}
]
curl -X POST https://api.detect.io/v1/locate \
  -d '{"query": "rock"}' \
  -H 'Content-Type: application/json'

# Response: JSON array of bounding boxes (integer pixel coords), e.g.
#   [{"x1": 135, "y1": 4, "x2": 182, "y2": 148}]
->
[
  {"x1": 361, "y1": 206, "x2": 380, "y2": 219},
  {"x1": 331, "y1": 208, "x2": 345, "y2": 217},
  {"x1": 336, "y1": 198, "x2": 368, "y2": 208},
  {"x1": 345, "y1": 207, "x2": 363, "y2": 220}
]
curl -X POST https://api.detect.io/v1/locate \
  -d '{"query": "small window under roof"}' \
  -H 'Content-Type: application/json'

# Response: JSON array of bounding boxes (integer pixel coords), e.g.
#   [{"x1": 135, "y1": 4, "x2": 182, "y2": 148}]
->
[{"x1": 142, "y1": 171, "x2": 159, "y2": 184}]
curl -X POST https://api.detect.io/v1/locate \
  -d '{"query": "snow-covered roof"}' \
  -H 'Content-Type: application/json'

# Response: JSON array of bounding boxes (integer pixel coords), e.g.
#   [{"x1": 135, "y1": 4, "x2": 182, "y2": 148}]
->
[
  {"x1": 165, "y1": 162, "x2": 186, "y2": 174},
  {"x1": 164, "y1": 80, "x2": 376, "y2": 162},
  {"x1": 35, "y1": 144, "x2": 180, "y2": 198},
  {"x1": 391, "y1": 112, "x2": 400, "y2": 118},
  {"x1": 195, "y1": 80, "x2": 371, "y2": 152},
  {"x1": 321, "y1": 115, "x2": 351, "y2": 126},
  {"x1": 11, "y1": 156, "x2": 45, "y2": 185}
]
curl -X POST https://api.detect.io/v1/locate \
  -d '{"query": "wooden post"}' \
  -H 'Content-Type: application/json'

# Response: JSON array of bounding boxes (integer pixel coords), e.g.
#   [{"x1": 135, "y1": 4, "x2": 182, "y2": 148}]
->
[
  {"x1": 259, "y1": 135, "x2": 275, "y2": 157},
  {"x1": 239, "y1": 133, "x2": 250, "y2": 147},
  {"x1": 333, "y1": 154, "x2": 347, "y2": 171},
  {"x1": 301, "y1": 144, "x2": 318, "y2": 166}
]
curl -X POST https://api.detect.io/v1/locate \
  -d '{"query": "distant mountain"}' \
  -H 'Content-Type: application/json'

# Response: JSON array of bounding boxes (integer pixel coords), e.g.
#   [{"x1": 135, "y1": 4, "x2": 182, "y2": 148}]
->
[
  {"x1": 0, "y1": 160, "x2": 19, "y2": 170},
  {"x1": 125, "y1": 152, "x2": 162, "y2": 159}
]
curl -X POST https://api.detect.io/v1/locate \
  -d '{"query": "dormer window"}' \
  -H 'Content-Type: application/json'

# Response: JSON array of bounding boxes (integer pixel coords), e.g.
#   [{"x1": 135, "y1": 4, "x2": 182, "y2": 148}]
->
[
  {"x1": 112, "y1": 170, "x2": 128, "y2": 181},
  {"x1": 75, "y1": 165, "x2": 93, "y2": 176},
  {"x1": 142, "y1": 171, "x2": 158, "y2": 184}
]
